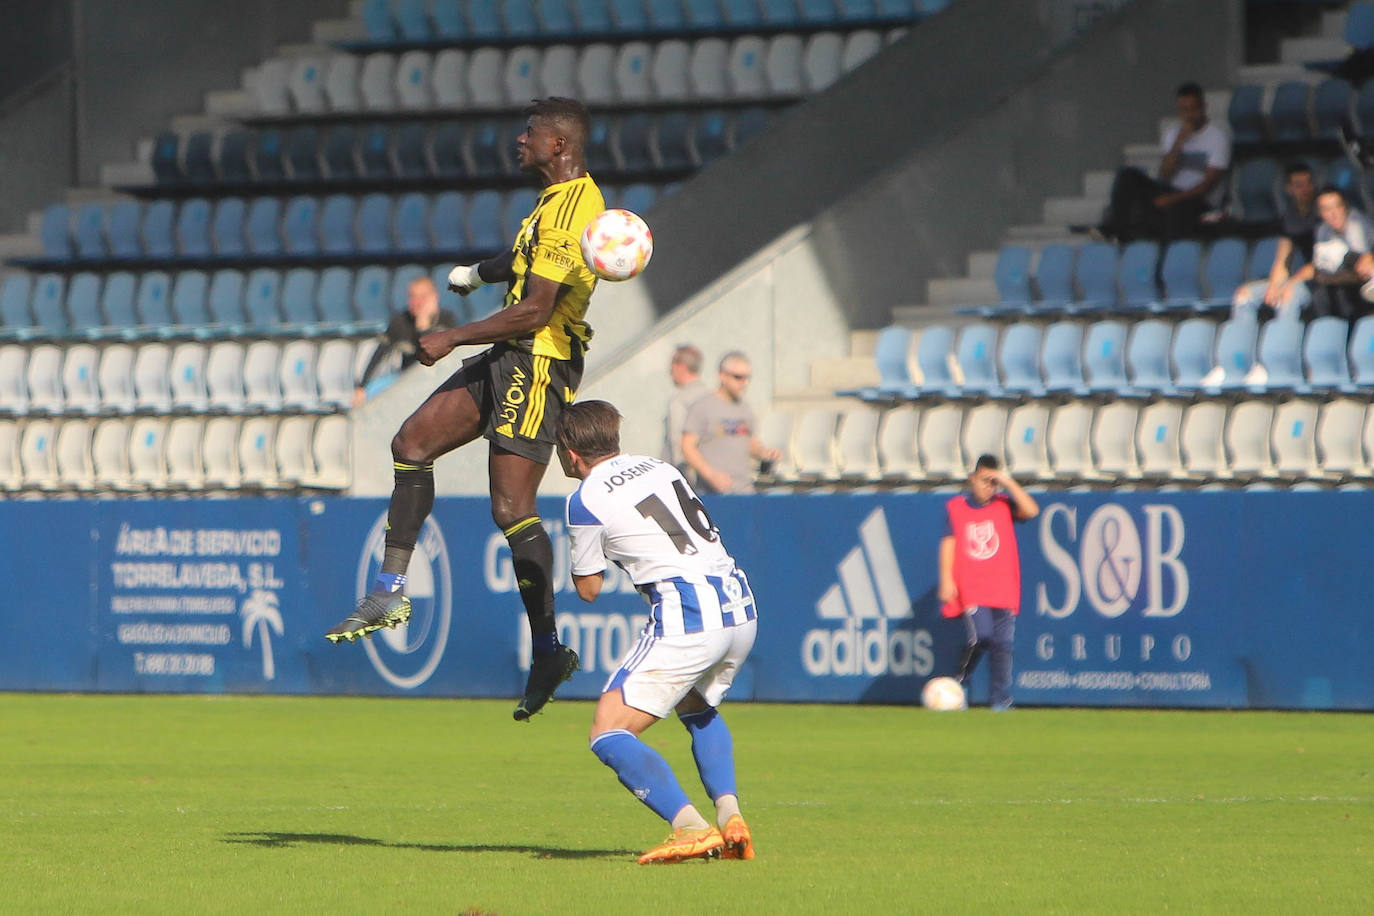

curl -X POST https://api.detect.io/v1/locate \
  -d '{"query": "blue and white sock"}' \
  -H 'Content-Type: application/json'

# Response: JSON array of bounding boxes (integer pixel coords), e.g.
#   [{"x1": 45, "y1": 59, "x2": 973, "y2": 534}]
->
[
  {"x1": 372, "y1": 572, "x2": 406, "y2": 594},
  {"x1": 679, "y1": 707, "x2": 737, "y2": 801},
  {"x1": 590, "y1": 729, "x2": 692, "y2": 824}
]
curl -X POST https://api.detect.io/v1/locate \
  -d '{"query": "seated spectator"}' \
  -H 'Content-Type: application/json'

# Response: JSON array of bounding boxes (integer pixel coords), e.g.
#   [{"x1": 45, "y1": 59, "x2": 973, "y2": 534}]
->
[
  {"x1": 1231, "y1": 162, "x2": 1319, "y2": 322},
  {"x1": 1095, "y1": 82, "x2": 1232, "y2": 243},
  {"x1": 1307, "y1": 187, "x2": 1374, "y2": 323},
  {"x1": 353, "y1": 275, "x2": 461, "y2": 406}
]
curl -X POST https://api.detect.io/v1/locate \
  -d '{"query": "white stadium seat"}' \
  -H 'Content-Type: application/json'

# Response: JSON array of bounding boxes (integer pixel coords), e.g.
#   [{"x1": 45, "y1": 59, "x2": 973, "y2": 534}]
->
[
  {"x1": 288, "y1": 57, "x2": 328, "y2": 113},
  {"x1": 360, "y1": 52, "x2": 399, "y2": 111},
  {"x1": 613, "y1": 42, "x2": 654, "y2": 102},
  {"x1": 24, "y1": 344, "x2": 64, "y2": 416},
  {"x1": 538, "y1": 45, "x2": 578, "y2": 99},
  {"x1": 395, "y1": 50, "x2": 434, "y2": 109},
  {"x1": 918, "y1": 403, "x2": 963, "y2": 482},
  {"x1": 576, "y1": 44, "x2": 617, "y2": 105},
  {"x1": 324, "y1": 55, "x2": 361, "y2": 112},
  {"x1": 432, "y1": 49, "x2": 469, "y2": 108},
  {"x1": 688, "y1": 38, "x2": 730, "y2": 100},
  {"x1": 503, "y1": 46, "x2": 543, "y2": 106},
  {"x1": 62, "y1": 344, "x2": 101, "y2": 416},
  {"x1": 877, "y1": 404, "x2": 921, "y2": 481},
  {"x1": 1004, "y1": 402, "x2": 1051, "y2": 482}
]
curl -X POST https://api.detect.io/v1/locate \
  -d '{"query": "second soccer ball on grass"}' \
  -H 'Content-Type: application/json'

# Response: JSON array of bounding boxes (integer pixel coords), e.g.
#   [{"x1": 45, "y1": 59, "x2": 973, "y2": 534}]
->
[
  {"x1": 580, "y1": 208, "x2": 653, "y2": 281},
  {"x1": 921, "y1": 676, "x2": 968, "y2": 711}
]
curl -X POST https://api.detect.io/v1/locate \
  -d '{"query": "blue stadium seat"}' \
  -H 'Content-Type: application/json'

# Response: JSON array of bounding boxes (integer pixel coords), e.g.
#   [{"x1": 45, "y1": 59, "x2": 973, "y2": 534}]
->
[
  {"x1": 317, "y1": 267, "x2": 357, "y2": 330},
  {"x1": 359, "y1": 124, "x2": 393, "y2": 180},
  {"x1": 538, "y1": 0, "x2": 577, "y2": 31},
  {"x1": 1203, "y1": 317, "x2": 1258, "y2": 395},
  {"x1": 394, "y1": 192, "x2": 431, "y2": 254},
  {"x1": 614, "y1": 114, "x2": 655, "y2": 174},
  {"x1": 432, "y1": 265, "x2": 469, "y2": 324},
  {"x1": 585, "y1": 118, "x2": 615, "y2": 174},
  {"x1": 845, "y1": 325, "x2": 912, "y2": 401},
  {"x1": 431, "y1": 0, "x2": 467, "y2": 37},
  {"x1": 913, "y1": 324, "x2": 957, "y2": 397},
  {"x1": 618, "y1": 183, "x2": 658, "y2": 216},
  {"x1": 281, "y1": 268, "x2": 319, "y2": 328},
  {"x1": 1304, "y1": 316, "x2": 1353, "y2": 394},
  {"x1": 1125, "y1": 319, "x2": 1173, "y2": 396},
  {"x1": 212, "y1": 198, "x2": 248, "y2": 258},
  {"x1": 287, "y1": 128, "x2": 322, "y2": 183},
  {"x1": 653, "y1": 111, "x2": 695, "y2": 170},
  {"x1": 1033, "y1": 243, "x2": 1075, "y2": 311},
  {"x1": 100, "y1": 272, "x2": 139, "y2": 332},
  {"x1": 283, "y1": 196, "x2": 320, "y2": 256},
  {"x1": 1041, "y1": 320, "x2": 1087, "y2": 397},
  {"x1": 393, "y1": 123, "x2": 429, "y2": 179},
  {"x1": 431, "y1": 122, "x2": 466, "y2": 178},
  {"x1": 1083, "y1": 320, "x2": 1129, "y2": 397},
  {"x1": 466, "y1": 120, "x2": 506, "y2": 179},
  {"x1": 0, "y1": 274, "x2": 34, "y2": 333},
  {"x1": 171, "y1": 271, "x2": 211, "y2": 328},
  {"x1": 1269, "y1": 82, "x2": 1312, "y2": 144},
  {"x1": 388, "y1": 265, "x2": 428, "y2": 313},
  {"x1": 107, "y1": 202, "x2": 143, "y2": 261},
  {"x1": 30, "y1": 274, "x2": 68, "y2": 335},
  {"x1": 74, "y1": 204, "x2": 107, "y2": 260},
  {"x1": 502, "y1": 189, "x2": 538, "y2": 244},
  {"x1": 1348, "y1": 2, "x2": 1374, "y2": 50},
  {"x1": 955, "y1": 323, "x2": 1002, "y2": 399},
  {"x1": 1325, "y1": 157, "x2": 1362, "y2": 207},
  {"x1": 320, "y1": 195, "x2": 357, "y2": 255},
  {"x1": 837, "y1": 0, "x2": 875, "y2": 23},
  {"x1": 646, "y1": 0, "x2": 685, "y2": 29},
  {"x1": 1171, "y1": 318, "x2": 1217, "y2": 393},
  {"x1": 762, "y1": 0, "x2": 801, "y2": 25},
  {"x1": 141, "y1": 201, "x2": 177, "y2": 260},
  {"x1": 354, "y1": 266, "x2": 392, "y2": 327},
  {"x1": 683, "y1": 0, "x2": 723, "y2": 28},
  {"x1": 1156, "y1": 239, "x2": 1203, "y2": 312},
  {"x1": 67, "y1": 273, "x2": 103, "y2": 336},
  {"x1": 797, "y1": 0, "x2": 837, "y2": 24},
  {"x1": 356, "y1": 194, "x2": 394, "y2": 255},
  {"x1": 430, "y1": 191, "x2": 467, "y2": 253},
  {"x1": 881, "y1": 0, "x2": 918, "y2": 18},
  {"x1": 1234, "y1": 158, "x2": 1281, "y2": 224},
  {"x1": 1200, "y1": 237, "x2": 1248, "y2": 312},
  {"x1": 184, "y1": 132, "x2": 216, "y2": 185},
  {"x1": 152, "y1": 132, "x2": 182, "y2": 184},
  {"x1": 135, "y1": 271, "x2": 173, "y2": 328},
  {"x1": 503, "y1": 0, "x2": 540, "y2": 36},
  {"x1": 323, "y1": 126, "x2": 359, "y2": 181},
  {"x1": 466, "y1": 283, "x2": 504, "y2": 320},
  {"x1": 1249, "y1": 316, "x2": 1306, "y2": 396},
  {"x1": 253, "y1": 129, "x2": 287, "y2": 183},
  {"x1": 208, "y1": 270, "x2": 248, "y2": 330},
  {"x1": 691, "y1": 109, "x2": 731, "y2": 164},
  {"x1": 722, "y1": 0, "x2": 763, "y2": 27},
  {"x1": 362, "y1": 0, "x2": 397, "y2": 40},
  {"x1": 1227, "y1": 85, "x2": 1266, "y2": 145},
  {"x1": 40, "y1": 204, "x2": 72, "y2": 259},
  {"x1": 732, "y1": 107, "x2": 770, "y2": 147},
  {"x1": 606, "y1": 0, "x2": 646, "y2": 29},
  {"x1": 394, "y1": 0, "x2": 433, "y2": 39},
  {"x1": 217, "y1": 130, "x2": 253, "y2": 184},
  {"x1": 1246, "y1": 236, "x2": 1281, "y2": 283},
  {"x1": 466, "y1": 190, "x2": 506, "y2": 252},
  {"x1": 176, "y1": 198, "x2": 213, "y2": 259},
  {"x1": 244, "y1": 269, "x2": 283, "y2": 331},
  {"x1": 1348, "y1": 314, "x2": 1374, "y2": 391},
  {"x1": 993, "y1": 245, "x2": 1033, "y2": 312},
  {"x1": 245, "y1": 198, "x2": 284, "y2": 257},
  {"x1": 1117, "y1": 240, "x2": 1159, "y2": 312},
  {"x1": 1313, "y1": 79, "x2": 1354, "y2": 141},
  {"x1": 1072, "y1": 242, "x2": 1118, "y2": 312},
  {"x1": 1358, "y1": 80, "x2": 1374, "y2": 140},
  {"x1": 467, "y1": 0, "x2": 504, "y2": 38},
  {"x1": 996, "y1": 322, "x2": 1044, "y2": 399}
]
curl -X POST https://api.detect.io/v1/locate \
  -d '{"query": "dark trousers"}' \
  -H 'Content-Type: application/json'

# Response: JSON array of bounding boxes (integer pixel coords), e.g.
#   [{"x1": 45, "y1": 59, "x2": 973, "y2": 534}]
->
[
  {"x1": 958, "y1": 606, "x2": 1015, "y2": 709},
  {"x1": 1101, "y1": 167, "x2": 1208, "y2": 243},
  {"x1": 1308, "y1": 280, "x2": 1369, "y2": 328}
]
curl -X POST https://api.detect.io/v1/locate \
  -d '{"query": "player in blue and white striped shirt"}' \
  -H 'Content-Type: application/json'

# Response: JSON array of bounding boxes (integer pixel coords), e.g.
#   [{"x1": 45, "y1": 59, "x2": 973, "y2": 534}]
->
[{"x1": 556, "y1": 400, "x2": 758, "y2": 865}]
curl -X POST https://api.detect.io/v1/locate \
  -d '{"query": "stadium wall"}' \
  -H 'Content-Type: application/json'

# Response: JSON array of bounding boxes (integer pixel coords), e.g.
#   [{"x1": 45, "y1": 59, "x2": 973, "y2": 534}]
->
[
  {"x1": 637, "y1": 0, "x2": 1243, "y2": 328},
  {"x1": 2, "y1": 491, "x2": 1368, "y2": 711}
]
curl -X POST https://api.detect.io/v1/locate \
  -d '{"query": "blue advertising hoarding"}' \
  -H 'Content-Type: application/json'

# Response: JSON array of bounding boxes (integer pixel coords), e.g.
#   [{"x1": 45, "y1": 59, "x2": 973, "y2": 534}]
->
[{"x1": 0, "y1": 491, "x2": 1369, "y2": 710}]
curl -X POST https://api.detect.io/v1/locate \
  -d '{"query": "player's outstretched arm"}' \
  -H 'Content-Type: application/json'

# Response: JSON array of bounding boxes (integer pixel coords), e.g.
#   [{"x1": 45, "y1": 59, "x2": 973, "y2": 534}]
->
[
  {"x1": 447, "y1": 251, "x2": 516, "y2": 295},
  {"x1": 417, "y1": 274, "x2": 568, "y2": 366}
]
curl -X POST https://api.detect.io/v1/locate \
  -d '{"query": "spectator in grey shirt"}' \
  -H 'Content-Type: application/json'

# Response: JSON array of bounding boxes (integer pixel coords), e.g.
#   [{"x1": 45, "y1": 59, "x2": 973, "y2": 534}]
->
[
  {"x1": 681, "y1": 351, "x2": 782, "y2": 494},
  {"x1": 663, "y1": 343, "x2": 707, "y2": 475}
]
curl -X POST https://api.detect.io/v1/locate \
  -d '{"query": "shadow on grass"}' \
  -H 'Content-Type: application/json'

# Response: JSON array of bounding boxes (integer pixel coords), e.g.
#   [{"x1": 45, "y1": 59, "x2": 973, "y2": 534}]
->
[{"x1": 223, "y1": 831, "x2": 636, "y2": 860}]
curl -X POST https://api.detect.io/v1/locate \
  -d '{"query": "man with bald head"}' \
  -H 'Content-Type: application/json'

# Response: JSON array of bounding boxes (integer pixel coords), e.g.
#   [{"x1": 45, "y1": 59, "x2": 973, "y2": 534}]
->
[{"x1": 325, "y1": 97, "x2": 606, "y2": 723}]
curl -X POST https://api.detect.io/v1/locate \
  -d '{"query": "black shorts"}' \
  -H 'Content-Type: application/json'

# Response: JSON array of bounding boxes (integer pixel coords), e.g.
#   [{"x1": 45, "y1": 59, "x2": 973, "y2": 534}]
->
[{"x1": 458, "y1": 344, "x2": 583, "y2": 463}]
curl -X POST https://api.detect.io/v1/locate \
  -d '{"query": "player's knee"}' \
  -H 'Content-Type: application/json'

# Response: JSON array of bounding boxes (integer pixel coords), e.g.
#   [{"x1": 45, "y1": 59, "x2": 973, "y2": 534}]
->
[
  {"x1": 390, "y1": 429, "x2": 424, "y2": 464},
  {"x1": 491, "y1": 495, "x2": 536, "y2": 532}
]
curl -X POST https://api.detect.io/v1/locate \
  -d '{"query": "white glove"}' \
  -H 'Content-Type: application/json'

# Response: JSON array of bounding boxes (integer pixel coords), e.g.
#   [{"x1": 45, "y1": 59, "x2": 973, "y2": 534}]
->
[{"x1": 447, "y1": 264, "x2": 485, "y2": 295}]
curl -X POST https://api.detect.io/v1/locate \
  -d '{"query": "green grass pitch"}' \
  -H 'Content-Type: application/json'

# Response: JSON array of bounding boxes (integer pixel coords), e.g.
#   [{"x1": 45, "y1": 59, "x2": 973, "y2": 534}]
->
[{"x1": 1, "y1": 694, "x2": 1369, "y2": 914}]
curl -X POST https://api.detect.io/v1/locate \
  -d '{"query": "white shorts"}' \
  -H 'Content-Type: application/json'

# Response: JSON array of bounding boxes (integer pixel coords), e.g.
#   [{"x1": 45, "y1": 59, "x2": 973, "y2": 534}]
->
[{"x1": 602, "y1": 619, "x2": 757, "y2": 719}]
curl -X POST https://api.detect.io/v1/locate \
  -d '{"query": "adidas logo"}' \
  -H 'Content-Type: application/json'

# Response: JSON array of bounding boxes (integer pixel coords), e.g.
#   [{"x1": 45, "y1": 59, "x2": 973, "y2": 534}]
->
[
  {"x1": 494, "y1": 422, "x2": 514, "y2": 437},
  {"x1": 803, "y1": 507, "x2": 935, "y2": 678}
]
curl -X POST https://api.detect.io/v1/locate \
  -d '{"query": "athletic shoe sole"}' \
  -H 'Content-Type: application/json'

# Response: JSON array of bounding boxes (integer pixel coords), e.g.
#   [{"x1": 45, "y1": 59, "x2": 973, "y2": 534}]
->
[
  {"x1": 324, "y1": 598, "x2": 412, "y2": 644},
  {"x1": 637, "y1": 828, "x2": 725, "y2": 865}
]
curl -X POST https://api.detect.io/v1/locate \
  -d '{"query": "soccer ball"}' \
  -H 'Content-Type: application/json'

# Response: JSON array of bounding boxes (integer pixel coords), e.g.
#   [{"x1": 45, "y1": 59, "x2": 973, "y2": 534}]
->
[
  {"x1": 921, "y1": 676, "x2": 967, "y2": 711},
  {"x1": 580, "y1": 208, "x2": 653, "y2": 281}
]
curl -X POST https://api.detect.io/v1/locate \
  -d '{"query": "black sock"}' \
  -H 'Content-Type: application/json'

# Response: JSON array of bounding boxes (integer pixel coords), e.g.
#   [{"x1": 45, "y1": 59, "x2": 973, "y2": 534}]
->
[
  {"x1": 504, "y1": 516, "x2": 558, "y2": 656},
  {"x1": 377, "y1": 462, "x2": 434, "y2": 588}
]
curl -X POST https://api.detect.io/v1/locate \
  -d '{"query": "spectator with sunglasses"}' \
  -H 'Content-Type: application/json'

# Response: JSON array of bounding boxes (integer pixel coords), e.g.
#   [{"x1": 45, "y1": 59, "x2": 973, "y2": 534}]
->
[{"x1": 681, "y1": 351, "x2": 781, "y2": 494}]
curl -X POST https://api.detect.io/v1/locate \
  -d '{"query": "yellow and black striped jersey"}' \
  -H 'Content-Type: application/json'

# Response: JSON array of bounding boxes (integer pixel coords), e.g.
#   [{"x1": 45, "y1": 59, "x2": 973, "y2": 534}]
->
[{"x1": 505, "y1": 173, "x2": 605, "y2": 360}]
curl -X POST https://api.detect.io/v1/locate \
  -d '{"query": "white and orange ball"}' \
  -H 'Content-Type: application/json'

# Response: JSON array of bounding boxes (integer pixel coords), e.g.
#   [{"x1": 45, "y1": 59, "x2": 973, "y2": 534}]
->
[
  {"x1": 580, "y1": 208, "x2": 653, "y2": 281},
  {"x1": 921, "y1": 676, "x2": 968, "y2": 711}
]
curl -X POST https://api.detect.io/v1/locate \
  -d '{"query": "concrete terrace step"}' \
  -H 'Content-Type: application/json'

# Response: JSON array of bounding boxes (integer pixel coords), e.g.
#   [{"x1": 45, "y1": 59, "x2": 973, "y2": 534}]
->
[
  {"x1": 205, "y1": 89, "x2": 253, "y2": 117},
  {"x1": 926, "y1": 276, "x2": 998, "y2": 307},
  {"x1": 849, "y1": 328, "x2": 881, "y2": 356},
  {"x1": 809, "y1": 356, "x2": 881, "y2": 390},
  {"x1": 1083, "y1": 170, "x2": 1116, "y2": 199},
  {"x1": 99, "y1": 160, "x2": 154, "y2": 187},
  {"x1": 1280, "y1": 36, "x2": 1349, "y2": 67},
  {"x1": 0, "y1": 233, "x2": 42, "y2": 261},
  {"x1": 890, "y1": 302, "x2": 974, "y2": 328},
  {"x1": 1004, "y1": 223, "x2": 1082, "y2": 245},
  {"x1": 1321, "y1": 8, "x2": 1348, "y2": 41},
  {"x1": 967, "y1": 249, "x2": 1000, "y2": 280},
  {"x1": 1236, "y1": 63, "x2": 1322, "y2": 87},
  {"x1": 1122, "y1": 143, "x2": 1162, "y2": 173},
  {"x1": 1042, "y1": 195, "x2": 1105, "y2": 227},
  {"x1": 169, "y1": 113, "x2": 228, "y2": 134},
  {"x1": 313, "y1": 18, "x2": 367, "y2": 44}
]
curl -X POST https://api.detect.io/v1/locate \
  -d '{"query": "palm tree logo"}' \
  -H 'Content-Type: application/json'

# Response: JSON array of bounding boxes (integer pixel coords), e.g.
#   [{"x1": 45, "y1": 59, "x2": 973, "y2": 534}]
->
[{"x1": 241, "y1": 590, "x2": 284, "y2": 680}]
